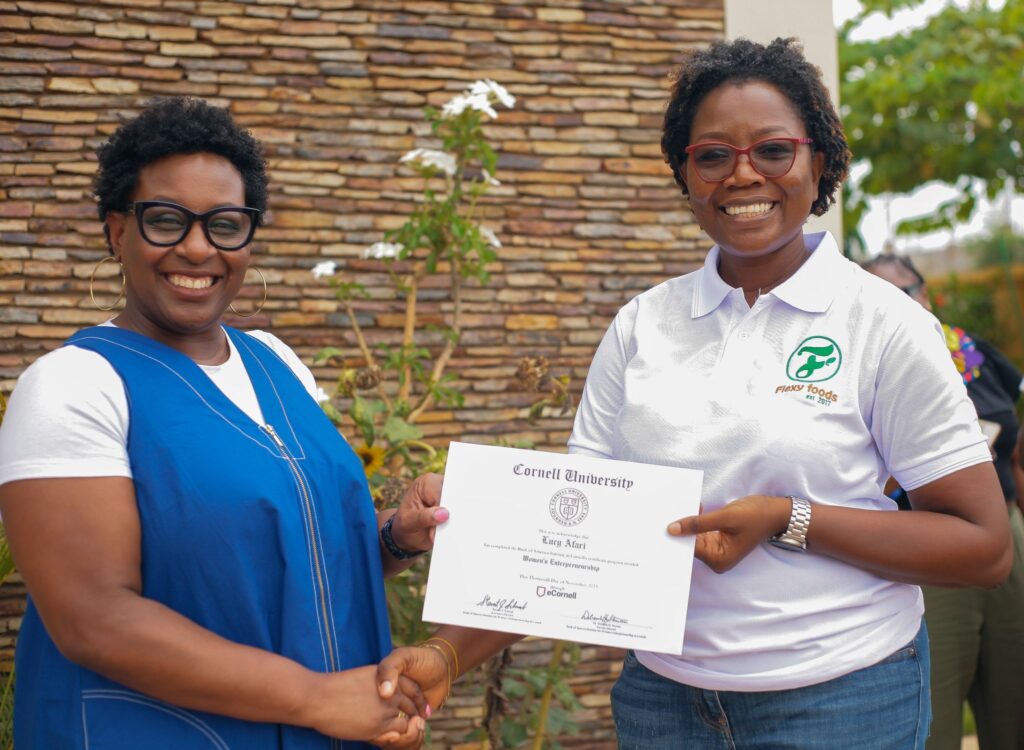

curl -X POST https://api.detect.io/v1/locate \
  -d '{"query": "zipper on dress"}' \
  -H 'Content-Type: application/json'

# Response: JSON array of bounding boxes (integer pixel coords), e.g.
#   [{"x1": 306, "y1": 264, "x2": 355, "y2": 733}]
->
[{"x1": 262, "y1": 423, "x2": 338, "y2": 673}]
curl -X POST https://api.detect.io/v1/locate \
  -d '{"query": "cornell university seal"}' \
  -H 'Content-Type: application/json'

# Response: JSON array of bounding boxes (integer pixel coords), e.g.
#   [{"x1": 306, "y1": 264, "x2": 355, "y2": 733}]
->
[{"x1": 549, "y1": 487, "x2": 589, "y2": 527}]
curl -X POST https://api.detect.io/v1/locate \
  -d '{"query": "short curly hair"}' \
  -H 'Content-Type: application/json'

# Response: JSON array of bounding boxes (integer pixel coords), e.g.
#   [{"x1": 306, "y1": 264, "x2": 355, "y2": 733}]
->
[
  {"x1": 94, "y1": 97, "x2": 268, "y2": 229},
  {"x1": 662, "y1": 37, "x2": 850, "y2": 217}
]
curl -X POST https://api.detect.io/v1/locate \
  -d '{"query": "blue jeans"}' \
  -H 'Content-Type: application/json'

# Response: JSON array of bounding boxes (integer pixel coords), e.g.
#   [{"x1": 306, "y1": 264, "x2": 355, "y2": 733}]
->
[{"x1": 612, "y1": 624, "x2": 931, "y2": 749}]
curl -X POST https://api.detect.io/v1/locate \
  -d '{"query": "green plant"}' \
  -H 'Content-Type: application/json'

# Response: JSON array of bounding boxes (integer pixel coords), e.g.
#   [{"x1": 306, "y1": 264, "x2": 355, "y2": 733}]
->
[
  {"x1": 472, "y1": 641, "x2": 583, "y2": 750},
  {"x1": 963, "y1": 701, "x2": 977, "y2": 737},
  {"x1": 313, "y1": 80, "x2": 579, "y2": 748},
  {"x1": 839, "y1": 0, "x2": 1024, "y2": 256},
  {"x1": 964, "y1": 225, "x2": 1024, "y2": 269},
  {"x1": 933, "y1": 274, "x2": 999, "y2": 345}
]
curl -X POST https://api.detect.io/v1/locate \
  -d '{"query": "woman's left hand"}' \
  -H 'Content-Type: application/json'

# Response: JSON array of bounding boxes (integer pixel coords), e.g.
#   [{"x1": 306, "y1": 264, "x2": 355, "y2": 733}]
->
[
  {"x1": 667, "y1": 495, "x2": 791, "y2": 573},
  {"x1": 390, "y1": 473, "x2": 448, "y2": 554},
  {"x1": 370, "y1": 679, "x2": 427, "y2": 750}
]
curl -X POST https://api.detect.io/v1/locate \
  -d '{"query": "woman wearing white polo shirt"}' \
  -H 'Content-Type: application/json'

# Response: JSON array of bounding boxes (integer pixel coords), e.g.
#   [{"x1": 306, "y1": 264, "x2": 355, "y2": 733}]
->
[{"x1": 568, "y1": 38, "x2": 1012, "y2": 748}]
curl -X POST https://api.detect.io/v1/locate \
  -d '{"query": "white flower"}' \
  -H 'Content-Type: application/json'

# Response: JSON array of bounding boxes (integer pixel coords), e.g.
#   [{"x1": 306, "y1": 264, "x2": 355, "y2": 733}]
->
[
  {"x1": 441, "y1": 93, "x2": 471, "y2": 118},
  {"x1": 315, "y1": 386, "x2": 331, "y2": 404},
  {"x1": 478, "y1": 226, "x2": 501, "y2": 249},
  {"x1": 482, "y1": 169, "x2": 501, "y2": 187},
  {"x1": 442, "y1": 92, "x2": 498, "y2": 120},
  {"x1": 399, "y1": 147, "x2": 456, "y2": 176},
  {"x1": 311, "y1": 260, "x2": 337, "y2": 279},
  {"x1": 470, "y1": 79, "x2": 516, "y2": 109},
  {"x1": 362, "y1": 241, "x2": 403, "y2": 260}
]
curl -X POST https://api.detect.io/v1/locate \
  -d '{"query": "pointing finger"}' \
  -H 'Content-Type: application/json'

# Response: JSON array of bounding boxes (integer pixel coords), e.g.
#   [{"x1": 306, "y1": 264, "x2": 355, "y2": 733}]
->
[{"x1": 667, "y1": 508, "x2": 725, "y2": 537}]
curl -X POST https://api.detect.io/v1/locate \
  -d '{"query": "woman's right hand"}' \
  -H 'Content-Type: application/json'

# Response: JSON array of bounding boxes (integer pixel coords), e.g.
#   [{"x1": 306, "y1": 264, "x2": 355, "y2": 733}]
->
[
  {"x1": 667, "y1": 495, "x2": 792, "y2": 573},
  {"x1": 303, "y1": 665, "x2": 425, "y2": 742},
  {"x1": 377, "y1": 645, "x2": 452, "y2": 715}
]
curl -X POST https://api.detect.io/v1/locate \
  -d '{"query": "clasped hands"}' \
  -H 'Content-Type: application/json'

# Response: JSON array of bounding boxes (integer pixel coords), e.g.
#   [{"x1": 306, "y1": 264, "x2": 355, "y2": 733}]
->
[
  {"x1": 355, "y1": 473, "x2": 451, "y2": 748},
  {"x1": 301, "y1": 643, "x2": 449, "y2": 749}
]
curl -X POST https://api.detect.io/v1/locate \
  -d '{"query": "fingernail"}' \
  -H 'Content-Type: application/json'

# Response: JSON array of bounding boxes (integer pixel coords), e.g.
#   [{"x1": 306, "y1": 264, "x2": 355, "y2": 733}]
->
[
  {"x1": 667, "y1": 522, "x2": 682, "y2": 536},
  {"x1": 434, "y1": 508, "x2": 450, "y2": 522},
  {"x1": 425, "y1": 704, "x2": 432, "y2": 718},
  {"x1": 381, "y1": 680, "x2": 393, "y2": 694}
]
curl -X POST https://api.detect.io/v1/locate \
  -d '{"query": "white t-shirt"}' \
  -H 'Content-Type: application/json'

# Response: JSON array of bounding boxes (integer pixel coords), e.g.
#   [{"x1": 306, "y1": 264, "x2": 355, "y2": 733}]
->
[
  {"x1": 0, "y1": 325, "x2": 318, "y2": 485},
  {"x1": 568, "y1": 232, "x2": 990, "y2": 691}
]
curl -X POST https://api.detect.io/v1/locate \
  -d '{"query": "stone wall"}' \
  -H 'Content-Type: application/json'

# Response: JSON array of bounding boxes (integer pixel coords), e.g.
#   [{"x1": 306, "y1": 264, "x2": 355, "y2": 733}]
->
[{"x1": 0, "y1": 0, "x2": 722, "y2": 745}]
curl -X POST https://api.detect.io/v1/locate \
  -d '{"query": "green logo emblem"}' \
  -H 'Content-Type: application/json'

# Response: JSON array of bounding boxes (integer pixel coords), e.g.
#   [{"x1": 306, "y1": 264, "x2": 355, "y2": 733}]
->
[{"x1": 786, "y1": 336, "x2": 842, "y2": 382}]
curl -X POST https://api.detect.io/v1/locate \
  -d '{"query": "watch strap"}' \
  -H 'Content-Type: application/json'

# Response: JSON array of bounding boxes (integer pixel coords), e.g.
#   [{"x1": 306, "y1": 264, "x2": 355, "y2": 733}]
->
[{"x1": 768, "y1": 495, "x2": 812, "y2": 552}]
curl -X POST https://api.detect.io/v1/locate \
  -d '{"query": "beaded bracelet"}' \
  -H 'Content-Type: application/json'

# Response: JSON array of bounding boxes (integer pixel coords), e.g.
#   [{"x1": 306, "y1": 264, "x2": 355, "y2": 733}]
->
[{"x1": 380, "y1": 514, "x2": 425, "y2": 560}]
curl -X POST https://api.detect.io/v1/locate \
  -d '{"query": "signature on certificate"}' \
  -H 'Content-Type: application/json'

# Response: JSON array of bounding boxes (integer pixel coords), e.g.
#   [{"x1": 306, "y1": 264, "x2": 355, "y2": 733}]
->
[
  {"x1": 475, "y1": 594, "x2": 529, "y2": 612},
  {"x1": 581, "y1": 610, "x2": 629, "y2": 625}
]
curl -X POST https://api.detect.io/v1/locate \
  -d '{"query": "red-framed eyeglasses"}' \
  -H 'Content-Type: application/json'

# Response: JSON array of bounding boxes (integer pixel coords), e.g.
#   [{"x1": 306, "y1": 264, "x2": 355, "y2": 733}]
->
[{"x1": 683, "y1": 137, "x2": 814, "y2": 182}]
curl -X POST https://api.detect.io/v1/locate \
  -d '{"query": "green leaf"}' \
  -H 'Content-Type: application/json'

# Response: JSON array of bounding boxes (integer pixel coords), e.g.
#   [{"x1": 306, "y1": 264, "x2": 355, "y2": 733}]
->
[
  {"x1": 319, "y1": 400, "x2": 345, "y2": 426},
  {"x1": 499, "y1": 718, "x2": 529, "y2": 747},
  {"x1": 480, "y1": 141, "x2": 498, "y2": 176},
  {"x1": 313, "y1": 347, "x2": 347, "y2": 364},
  {"x1": 349, "y1": 395, "x2": 385, "y2": 444},
  {"x1": 503, "y1": 677, "x2": 529, "y2": 698},
  {"x1": 335, "y1": 280, "x2": 369, "y2": 300},
  {"x1": 382, "y1": 414, "x2": 424, "y2": 443},
  {"x1": 545, "y1": 705, "x2": 578, "y2": 734},
  {"x1": 553, "y1": 681, "x2": 576, "y2": 706},
  {"x1": 524, "y1": 670, "x2": 548, "y2": 692}
]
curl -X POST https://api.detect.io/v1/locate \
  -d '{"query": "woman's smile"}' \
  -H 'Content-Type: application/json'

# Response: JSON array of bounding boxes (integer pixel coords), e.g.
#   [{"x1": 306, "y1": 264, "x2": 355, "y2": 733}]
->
[
  {"x1": 164, "y1": 272, "x2": 219, "y2": 292},
  {"x1": 720, "y1": 201, "x2": 778, "y2": 219}
]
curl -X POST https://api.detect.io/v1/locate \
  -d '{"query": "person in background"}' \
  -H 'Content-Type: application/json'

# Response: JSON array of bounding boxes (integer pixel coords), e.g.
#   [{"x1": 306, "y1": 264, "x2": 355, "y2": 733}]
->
[
  {"x1": 0, "y1": 97, "x2": 448, "y2": 749},
  {"x1": 378, "y1": 38, "x2": 1013, "y2": 750},
  {"x1": 866, "y1": 253, "x2": 1024, "y2": 750}
]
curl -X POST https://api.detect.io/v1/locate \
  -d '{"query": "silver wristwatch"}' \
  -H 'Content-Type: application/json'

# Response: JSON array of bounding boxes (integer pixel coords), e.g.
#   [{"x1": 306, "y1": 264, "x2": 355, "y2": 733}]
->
[{"x1": 768, "y1": 495, "x2": 812, "y2": 552}]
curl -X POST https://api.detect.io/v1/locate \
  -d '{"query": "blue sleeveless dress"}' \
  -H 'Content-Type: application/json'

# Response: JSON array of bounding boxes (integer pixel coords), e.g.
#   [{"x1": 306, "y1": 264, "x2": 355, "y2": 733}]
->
[{"x1": 14, "y1": 325, "x2": 392, "y2": 749}]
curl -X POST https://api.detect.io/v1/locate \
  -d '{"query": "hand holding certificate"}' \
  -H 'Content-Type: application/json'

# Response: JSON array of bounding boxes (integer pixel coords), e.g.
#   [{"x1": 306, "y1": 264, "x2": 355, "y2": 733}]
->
[{"x1": 422, "y1": 443, "x2": 703, "y2": 654}]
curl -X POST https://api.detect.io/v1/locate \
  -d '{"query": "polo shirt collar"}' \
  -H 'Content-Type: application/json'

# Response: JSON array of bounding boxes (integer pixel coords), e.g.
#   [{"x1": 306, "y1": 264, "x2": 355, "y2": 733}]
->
[{"x1": 692, "y1": 231, "x2": 845, "y2": 318}]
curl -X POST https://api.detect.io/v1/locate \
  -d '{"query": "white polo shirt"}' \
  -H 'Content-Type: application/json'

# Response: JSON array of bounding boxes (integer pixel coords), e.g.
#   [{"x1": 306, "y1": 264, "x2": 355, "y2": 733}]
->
[{"x1": 568, "y1": 232, "x2": 990, "y2": 691}]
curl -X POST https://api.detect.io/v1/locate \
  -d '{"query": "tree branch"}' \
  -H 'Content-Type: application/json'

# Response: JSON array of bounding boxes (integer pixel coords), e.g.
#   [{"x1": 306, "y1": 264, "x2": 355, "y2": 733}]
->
[
  {"x1": 407, "y1": 260, "x2": 461, "y2": 424},
  {"x1": 343, "y1": 298, "x2": 392, "y2": 409},
  {"x1": 397, "y1": 263, "x2": 424, "y2": 404}
]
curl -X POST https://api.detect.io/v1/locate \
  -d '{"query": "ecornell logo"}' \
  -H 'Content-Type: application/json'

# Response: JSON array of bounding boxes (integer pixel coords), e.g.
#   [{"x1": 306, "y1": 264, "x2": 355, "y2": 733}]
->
[
  {"x1": 536, "y1": 586, "x2": 576, "y2": 599},
  {"x1": 786, "y1": 336, "x2": 842, "y2": 383}
]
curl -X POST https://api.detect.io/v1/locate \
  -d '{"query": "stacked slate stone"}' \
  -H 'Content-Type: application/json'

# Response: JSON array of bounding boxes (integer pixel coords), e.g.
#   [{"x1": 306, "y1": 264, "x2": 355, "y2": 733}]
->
[{"x1": 0, "y1": 1, "x2": 722, "y2": 745}]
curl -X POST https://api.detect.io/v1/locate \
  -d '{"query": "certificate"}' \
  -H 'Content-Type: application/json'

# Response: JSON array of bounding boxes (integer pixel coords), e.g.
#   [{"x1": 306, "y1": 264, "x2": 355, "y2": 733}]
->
[{"x1": 422, "y1": 442, "x2": 703, "y2": 654}]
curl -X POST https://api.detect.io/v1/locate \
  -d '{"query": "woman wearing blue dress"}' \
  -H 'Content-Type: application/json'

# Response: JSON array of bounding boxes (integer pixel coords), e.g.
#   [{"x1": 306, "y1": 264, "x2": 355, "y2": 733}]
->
[{"x1": 0, "y1": 97, "x2": 444, "y2": 749}]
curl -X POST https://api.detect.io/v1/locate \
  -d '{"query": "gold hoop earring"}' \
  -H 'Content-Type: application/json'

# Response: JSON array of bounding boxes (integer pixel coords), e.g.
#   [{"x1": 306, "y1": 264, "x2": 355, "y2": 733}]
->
[
  {"x1": 229, "y1": 266, "x2": 267, "y2": 318},
  {"x1": 89, "y1": 255, "x2": 125, "y2": 311}
]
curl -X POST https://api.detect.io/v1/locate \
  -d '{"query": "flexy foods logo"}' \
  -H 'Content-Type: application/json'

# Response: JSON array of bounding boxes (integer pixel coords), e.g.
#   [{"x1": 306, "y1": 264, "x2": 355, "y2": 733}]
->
[{"x1": 786, "y1": 336, "x2": 842, "y2": 382}]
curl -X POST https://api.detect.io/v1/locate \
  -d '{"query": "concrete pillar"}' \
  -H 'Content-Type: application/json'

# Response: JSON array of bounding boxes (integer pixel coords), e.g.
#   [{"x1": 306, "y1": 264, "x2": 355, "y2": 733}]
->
[{"x1": 723, "y1": 1, "x2": 843, "y2": 244}]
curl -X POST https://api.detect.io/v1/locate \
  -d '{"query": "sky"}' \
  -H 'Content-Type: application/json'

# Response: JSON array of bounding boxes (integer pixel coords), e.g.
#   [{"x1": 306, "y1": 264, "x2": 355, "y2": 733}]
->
[{"x1": 832, "y1": 0, "x2": 1022, "y2": 255}]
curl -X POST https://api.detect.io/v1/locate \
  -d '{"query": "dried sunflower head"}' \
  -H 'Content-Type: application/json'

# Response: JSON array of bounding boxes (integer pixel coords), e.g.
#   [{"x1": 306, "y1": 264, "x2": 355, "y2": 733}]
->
[
  {"x1": 515, "y1": 356, "x2": 550, "y2": 393},
  {"x1": 337, "y1": 368, "x2": 359, "y2": 398},
  {"x1": 377, "y1": 475, "x2": 406, "y2": 508},
  {"x1": 355, "y1": 365, "x2": 382, "y2": 391}
]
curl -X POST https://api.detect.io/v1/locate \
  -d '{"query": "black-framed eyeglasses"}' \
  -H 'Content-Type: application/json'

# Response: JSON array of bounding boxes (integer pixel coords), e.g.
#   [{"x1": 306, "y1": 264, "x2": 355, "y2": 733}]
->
[
  {"x1": 899, "y1": 282, "x2": 925, "y2": 298},
  {"x1": 127, "y1": 200, "x2": 261, "y2": 251},
  {"x1": 683, "y1": 137, "x2": 814, "y2": 182}
]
